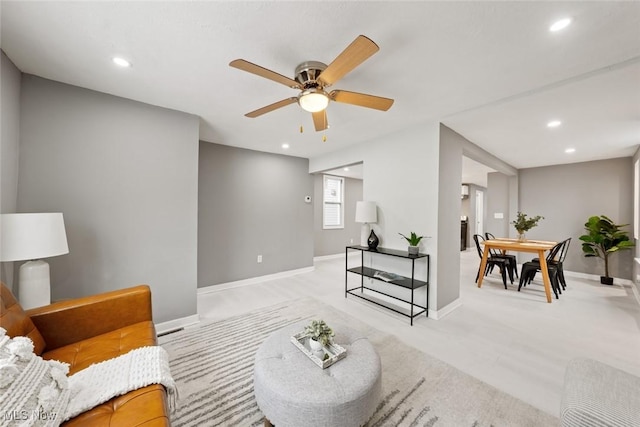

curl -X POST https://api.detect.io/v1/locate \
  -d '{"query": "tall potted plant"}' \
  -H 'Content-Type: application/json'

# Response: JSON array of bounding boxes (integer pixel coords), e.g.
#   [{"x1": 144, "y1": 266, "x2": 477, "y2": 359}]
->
[{"x1": 579, "y1": 215, "x2": 634, "y2": 285}]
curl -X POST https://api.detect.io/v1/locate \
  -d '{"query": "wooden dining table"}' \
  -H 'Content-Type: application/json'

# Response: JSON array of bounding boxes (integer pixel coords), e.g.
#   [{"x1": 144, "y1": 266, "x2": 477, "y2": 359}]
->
[{"x1": 476, "y1": 238, "x2": 558, "y2": 302}]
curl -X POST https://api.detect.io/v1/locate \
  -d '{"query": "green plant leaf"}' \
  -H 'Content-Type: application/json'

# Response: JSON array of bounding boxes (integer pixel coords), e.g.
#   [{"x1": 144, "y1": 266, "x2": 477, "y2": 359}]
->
[
  {"x1": 399, "y1": 232, "x2": 427, "y2": 246},
  {"x1": 511, "y1": 212, "x2": 544, "y2": 233},
  {"x1": 580, "y1": 214, "x2": 634, "y2": 275}
]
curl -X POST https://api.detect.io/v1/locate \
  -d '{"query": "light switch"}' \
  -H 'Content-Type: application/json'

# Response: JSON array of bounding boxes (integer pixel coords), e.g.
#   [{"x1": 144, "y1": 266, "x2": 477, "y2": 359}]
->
[{"x1": 494, "y1": 213, "x2": 504, "y2": 219}]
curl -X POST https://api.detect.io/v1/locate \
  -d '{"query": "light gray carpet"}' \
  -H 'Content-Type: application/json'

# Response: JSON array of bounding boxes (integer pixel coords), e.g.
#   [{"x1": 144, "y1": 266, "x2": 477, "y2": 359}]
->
[{"x1": 159, "y1": 298, "x2": 558, "y2": 427}]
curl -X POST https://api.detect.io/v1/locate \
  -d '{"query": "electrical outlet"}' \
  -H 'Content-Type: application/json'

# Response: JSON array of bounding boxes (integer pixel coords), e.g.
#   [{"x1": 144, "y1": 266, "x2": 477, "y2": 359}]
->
[{"x1": 257, "y1": 255, "x2": 262, "y2": 263}]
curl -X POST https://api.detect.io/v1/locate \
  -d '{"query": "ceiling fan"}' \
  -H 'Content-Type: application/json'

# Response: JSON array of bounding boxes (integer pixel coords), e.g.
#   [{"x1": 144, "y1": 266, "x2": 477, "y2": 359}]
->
[{"x1": 229, "y1": 35, "x2": 394, "y2": 132}]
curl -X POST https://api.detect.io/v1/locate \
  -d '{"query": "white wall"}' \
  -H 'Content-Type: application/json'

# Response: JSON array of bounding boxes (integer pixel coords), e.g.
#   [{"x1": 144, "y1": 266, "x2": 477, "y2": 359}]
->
[
  {"x1": 310, "y1": 122, "x2": 440, "y2": 311},
  {"x1": 313, "y1": 175, "x2": 362, "y2": 257},
  {"x1": 18, "y1": 75, "x2": 199, "y2": 323}
]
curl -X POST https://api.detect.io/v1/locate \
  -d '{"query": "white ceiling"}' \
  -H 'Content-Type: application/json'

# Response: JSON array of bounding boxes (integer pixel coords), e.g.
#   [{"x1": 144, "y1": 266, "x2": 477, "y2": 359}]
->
[
  {"x1": 462, "y1": 157, "x2": 495, "y2": 189},
  {"x1": 2, "y1": 1, "x2": 639, "y2": 176},
  {"x1": 324, "y1": 163, "x2": 364, "y2": 180}
]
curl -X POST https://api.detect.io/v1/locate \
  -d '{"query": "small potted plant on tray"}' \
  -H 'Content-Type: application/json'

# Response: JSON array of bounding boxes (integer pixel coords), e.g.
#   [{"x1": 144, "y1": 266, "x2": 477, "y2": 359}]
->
[
  {"x1": 399, "y1": 232, "x2": 427, "y2": 255},
  {"x1": 511, "y1": 212, "x2": 544, "y2": 241},
  {"x1": 304, "y1": 319, "x2": 334, "y2": 351},
  {"x1": 579, "y1": 215, "x2": 634, "y2": 285}
]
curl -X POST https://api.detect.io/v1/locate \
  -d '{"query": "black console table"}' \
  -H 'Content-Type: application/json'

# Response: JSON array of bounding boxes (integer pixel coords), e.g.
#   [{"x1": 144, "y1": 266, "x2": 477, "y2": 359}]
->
[{"x1": 345, "y1": 245, "x2": 429, "y2": 325}]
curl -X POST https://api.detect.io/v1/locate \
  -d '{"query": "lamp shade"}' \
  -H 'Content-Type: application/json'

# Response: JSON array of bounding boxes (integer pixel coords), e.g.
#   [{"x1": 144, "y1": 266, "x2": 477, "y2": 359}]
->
[
  {"x1": 0, "y1": 213, "x2": 69, "y2": 261},
  {"x1": 298, "y1": 89, "x2": 329, "y2": 113},
  {"x1": 355, "y1": 201, "x2": 377, "y2": 224}
]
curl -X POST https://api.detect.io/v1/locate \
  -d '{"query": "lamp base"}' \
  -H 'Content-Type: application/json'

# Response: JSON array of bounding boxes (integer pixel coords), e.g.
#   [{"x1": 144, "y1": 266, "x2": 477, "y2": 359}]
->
[
  {"x1": 18, "y1": 260, "x2": 51, "y2": 310},
  {"x1": 360, "y1": 223, "x2": 371, "y2": 247}
]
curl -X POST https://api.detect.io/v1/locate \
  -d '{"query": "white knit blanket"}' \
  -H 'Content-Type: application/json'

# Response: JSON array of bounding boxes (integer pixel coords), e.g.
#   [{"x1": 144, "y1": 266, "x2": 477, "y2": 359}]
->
[{"x1": 65, "y1": 346, "x2": 177, "y2": 421}]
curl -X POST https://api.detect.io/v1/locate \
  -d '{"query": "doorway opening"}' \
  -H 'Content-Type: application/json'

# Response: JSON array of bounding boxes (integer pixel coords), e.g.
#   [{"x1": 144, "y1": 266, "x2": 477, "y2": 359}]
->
[{"x1": 475, "y1": 190, "x2": 484, "y2": 237}]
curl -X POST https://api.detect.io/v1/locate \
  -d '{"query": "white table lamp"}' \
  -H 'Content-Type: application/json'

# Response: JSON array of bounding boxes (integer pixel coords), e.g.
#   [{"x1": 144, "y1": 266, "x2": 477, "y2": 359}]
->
[
  {"x1": 1, "y1": 213, "x2": 69, "y2": 309},
  {"x1": 355, "y1": 201, "x2": 377, "y2": 247}
]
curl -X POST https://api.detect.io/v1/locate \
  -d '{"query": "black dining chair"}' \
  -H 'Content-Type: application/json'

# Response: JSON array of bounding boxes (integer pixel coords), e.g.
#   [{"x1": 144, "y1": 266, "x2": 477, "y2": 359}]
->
[
  {"x1": 485, "y1": 232, "x2": 518, "y2": 280},
  {"x1": 524, "y1": 238, "x2": 571, "y2": 290},
  {"x1": 473, "y1": 234, "x2": 511, "y2": 289},
  {"x1": 518, "y1": 240, "x2": 565, "y2": 299}
]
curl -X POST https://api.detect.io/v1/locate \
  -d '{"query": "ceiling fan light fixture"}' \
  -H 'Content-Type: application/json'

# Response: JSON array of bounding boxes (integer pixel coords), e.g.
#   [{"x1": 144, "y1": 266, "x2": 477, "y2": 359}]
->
[{"x1": 298, "y1": 89, "x2": 329, "y2": 113}]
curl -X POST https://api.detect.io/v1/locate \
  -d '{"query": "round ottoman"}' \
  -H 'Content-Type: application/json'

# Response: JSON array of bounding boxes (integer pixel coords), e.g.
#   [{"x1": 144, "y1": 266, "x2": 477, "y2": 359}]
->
[{"x1": 253, "y1": 321, "x2": 382, "y2": 427}]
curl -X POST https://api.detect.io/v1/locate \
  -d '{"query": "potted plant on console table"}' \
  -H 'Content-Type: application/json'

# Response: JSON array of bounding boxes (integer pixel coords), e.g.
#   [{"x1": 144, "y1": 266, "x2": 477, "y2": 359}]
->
[
  {"x1": 579, "y1": 215, "x2": 634, "y2": 285},
  {"x1": 399, "y1": 232, "x2": 428, "y2": 255}
]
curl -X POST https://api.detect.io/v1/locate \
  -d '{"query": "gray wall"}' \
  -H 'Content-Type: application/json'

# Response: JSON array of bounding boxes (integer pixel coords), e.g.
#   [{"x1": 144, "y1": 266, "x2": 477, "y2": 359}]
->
[
  {"x1": 18, "y1": 75, "x2": 199, "y2": 323},
  {"x1": 438, "y1": 125, "x2": 517, "y2": 309},
  {"x1": 485, "y1": 172, "x2": 511, "y2": 238},
  {"x1": 313, "y1": 174, "x2": 362, "y2": 257},
  {"x1": 1, "y1": 51, "x2": 21, "y2": 288},
  {"x1": 519, "y1": 157, "x2": 634, "y2": 279},
  {"x1": 1, "y1": 51, "x2": 20, "y2": 215},
  {"x1": 634, "y1": 147, "x2": 640, "y2": 294},
  {"x1": 198, "y1": 142, "x2": 313, "y2": 287},
  {"x1": 438, "y1": 126, "x2": 464, "y2": 308}
]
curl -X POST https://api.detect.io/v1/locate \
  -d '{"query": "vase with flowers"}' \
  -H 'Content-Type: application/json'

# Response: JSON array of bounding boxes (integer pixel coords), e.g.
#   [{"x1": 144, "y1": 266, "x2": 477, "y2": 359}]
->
[{"x1": 511, "y1": 212, "x2": 544, "y2": 241}]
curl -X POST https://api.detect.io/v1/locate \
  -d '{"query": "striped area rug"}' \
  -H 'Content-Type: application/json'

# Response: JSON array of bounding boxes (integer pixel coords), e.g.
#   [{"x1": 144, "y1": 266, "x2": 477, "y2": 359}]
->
[{"x1": 159, "y1": 298, "x2": 558, "y2": 426}]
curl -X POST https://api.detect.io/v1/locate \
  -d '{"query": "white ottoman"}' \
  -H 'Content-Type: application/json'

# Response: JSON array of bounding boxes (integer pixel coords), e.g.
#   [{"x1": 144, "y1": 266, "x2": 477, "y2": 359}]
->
[{"x1": 253, "y1": 321, "x2": 382, "y2": 427}]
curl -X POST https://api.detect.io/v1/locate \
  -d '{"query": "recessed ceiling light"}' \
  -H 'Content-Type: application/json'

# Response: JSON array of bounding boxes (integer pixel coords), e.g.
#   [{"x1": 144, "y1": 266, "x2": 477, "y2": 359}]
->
[
  {"x1": 281, "y1": 143, "x2": 290, "y2": 149},
  {"x1": 112, "y1": 57, "x2": 131, "y2": 67},
  {"x1": 565, "y1": 148, "x2": 576, "y2": 154},
  {"x1": 550, "y1": 18, "x2": 572, "y2": 32},
  {"x1": 547, "y1": 120, "x2": 562, "y2": 128},
  {"x1": 343, "y1": 167, "x2": 350, "y2": 172}
]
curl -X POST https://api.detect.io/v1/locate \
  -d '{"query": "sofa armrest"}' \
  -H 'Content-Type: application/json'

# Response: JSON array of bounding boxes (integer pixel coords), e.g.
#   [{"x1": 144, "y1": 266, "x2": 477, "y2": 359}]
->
[{"x1": 26, "y1": 285, "x2": 154, "y2": 351}]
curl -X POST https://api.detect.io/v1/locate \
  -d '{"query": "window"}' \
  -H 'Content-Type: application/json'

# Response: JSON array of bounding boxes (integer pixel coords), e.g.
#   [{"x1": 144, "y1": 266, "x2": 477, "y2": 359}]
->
[{"x1": 323, "y1": 175, "x2": 344, "y2": 229}]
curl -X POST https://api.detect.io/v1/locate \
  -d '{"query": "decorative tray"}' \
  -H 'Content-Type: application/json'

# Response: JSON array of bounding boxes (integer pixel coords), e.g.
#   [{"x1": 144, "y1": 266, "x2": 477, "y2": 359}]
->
[{"x1": 290, "y1": 331, "x2": 347, "y2": 369}]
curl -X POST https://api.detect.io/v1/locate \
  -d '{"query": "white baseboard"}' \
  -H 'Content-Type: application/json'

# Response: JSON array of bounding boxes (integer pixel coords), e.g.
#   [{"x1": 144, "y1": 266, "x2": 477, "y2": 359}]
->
[
  {"x1": 314, "y1": 252, "x2": 359, "y2": 262},
  {"x1": 314, "y1": 253, "x2": 345, "y2": 262},
  {"x1": 155, "y1": 313, "x2": 200, "y2": 336},
  {"x1": 197, "y1": 266, "x2": 315, "y2": 295},
  {"x1": 563, "y1": 270, "x2": 639, "y2": 306},
  {"x1": 428, "y1": 298, "x2": 462, "y2": 320},
  {"x1": 634, "y1": 259, "x2": 640, "y2": 306},
  {"x1": 563, "y1": 270, "x2": 633, "y2": 286},
  {"x1": 631, "y1": 283, "x2": 640, "y2": 307}
]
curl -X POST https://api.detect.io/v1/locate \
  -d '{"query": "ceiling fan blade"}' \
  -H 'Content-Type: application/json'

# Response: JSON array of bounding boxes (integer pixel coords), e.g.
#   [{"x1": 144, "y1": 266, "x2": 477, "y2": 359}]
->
[
  {"x1": 318, "y1": 35, "x2": 379, "y2": 87},
  {"x1": 330, "y1": 90, "x2": 394, "y2": 111},
  {"x1": 245, "y1": 98, "x2": 298, "y2": 118},
  {"x1": 230, "y1": 59, "x2": 302, "y2": 89},
  {"x1": 312, "y1": 110, "x2": 329, "y2": 132}
]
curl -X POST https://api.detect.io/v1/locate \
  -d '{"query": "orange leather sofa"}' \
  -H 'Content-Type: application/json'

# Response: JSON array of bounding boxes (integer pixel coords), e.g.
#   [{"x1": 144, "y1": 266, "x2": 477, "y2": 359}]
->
[{"x1": 0, "y1": 282, "x2": 170, "y2": 426}]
